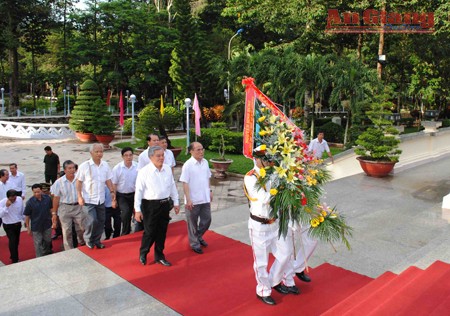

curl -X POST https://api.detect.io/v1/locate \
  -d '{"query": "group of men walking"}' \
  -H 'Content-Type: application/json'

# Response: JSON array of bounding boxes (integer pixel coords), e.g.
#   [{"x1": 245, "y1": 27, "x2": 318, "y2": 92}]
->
[{"x1": 0, "y1": 136, "x2": 213, "y2": 270}]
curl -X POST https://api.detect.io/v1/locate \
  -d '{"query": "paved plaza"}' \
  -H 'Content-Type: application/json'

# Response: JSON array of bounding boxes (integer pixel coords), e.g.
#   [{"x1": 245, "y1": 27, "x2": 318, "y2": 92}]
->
[{"x1": 1, "y1": 130, "x2": 450, "y2": 315}]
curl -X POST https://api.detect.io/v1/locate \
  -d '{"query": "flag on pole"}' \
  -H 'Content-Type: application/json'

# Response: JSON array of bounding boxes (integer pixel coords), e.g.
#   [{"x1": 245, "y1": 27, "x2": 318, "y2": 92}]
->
[
  {"x1": 119, "y1": 90, "x2": 124, "y2": 126},
  {"x1": 193, "y1": 93, "x2": 201, "y2": 136},
  {"x1": 160, "y1": 95, "x2": 165, "y2": 116}
]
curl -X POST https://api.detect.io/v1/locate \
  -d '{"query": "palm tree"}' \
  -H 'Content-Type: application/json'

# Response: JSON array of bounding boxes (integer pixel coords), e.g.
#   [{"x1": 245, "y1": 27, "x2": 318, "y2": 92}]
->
[{"x1": 329, "y1": 56, "x2": 380, "y2": 145}]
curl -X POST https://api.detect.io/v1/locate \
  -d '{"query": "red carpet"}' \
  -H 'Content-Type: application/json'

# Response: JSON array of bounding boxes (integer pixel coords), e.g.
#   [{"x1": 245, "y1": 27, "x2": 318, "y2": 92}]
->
[
  {"x1": 79, "y1": 221, "x2": 372, "y2": 316},
  {"x1": 0, "y1": 229, "x2": 63, "y2": 265}
]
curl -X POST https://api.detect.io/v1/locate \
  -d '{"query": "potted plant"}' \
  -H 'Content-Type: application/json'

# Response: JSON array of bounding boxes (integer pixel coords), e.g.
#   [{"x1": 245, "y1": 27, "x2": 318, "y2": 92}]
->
[
  {"x1": 209, "y1": 131, "x2": 235, "y2": 179},
  {"x1": 355, "y1": 99, "x2": 402, "y2": 177},
  {"x1": 69, "y1": 79, "x2": 101, "y2": 142},
  {"x1": 91, "y1": 99, "x2": 117, "y2": 149}
]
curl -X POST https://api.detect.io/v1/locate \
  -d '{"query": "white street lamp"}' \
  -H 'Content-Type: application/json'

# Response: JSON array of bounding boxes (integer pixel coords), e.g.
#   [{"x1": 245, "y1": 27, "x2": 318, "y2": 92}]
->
[
  {"x1": 227, "y1": 28, "x2": 243, "y2": 104},
  {"x1": 1, "y1": 88, "x2": 4, "y2": 115},
  {"x1": 67, "y1": 86, "x2": 71, "y2": 116},
  {"x1": 130, "y1": 94, "x2": 136, "y2": 142},
  {"x1": 185, "y1": 97, "x2": 192, "y2": 153}
]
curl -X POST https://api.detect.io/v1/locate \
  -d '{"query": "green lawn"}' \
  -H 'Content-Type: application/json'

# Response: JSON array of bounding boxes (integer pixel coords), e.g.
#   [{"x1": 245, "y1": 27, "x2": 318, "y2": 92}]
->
[{"x1": 114, "y1": 137, "x2": 344, "y2": 175}]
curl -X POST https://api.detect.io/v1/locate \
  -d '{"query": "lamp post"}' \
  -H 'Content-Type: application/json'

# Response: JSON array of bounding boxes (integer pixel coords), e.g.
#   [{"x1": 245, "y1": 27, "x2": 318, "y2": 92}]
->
[
  {"x1": 227, "y1": 28, "x2": 243, "y2": 104},
  {"x1": 126, "y1": 90, "x2": 129, "y2": 114},
  {"x1": 63, "y1": 89, "x2": 66, "y2": 116},
  {"x1": 1, "y1": 88, "x2": 4, "y2": 115},
  {"x1": 67, "y1": 86, "x2": 71, "y2": 116},
  {"x1": 130, "y1": 94, "x2": 136, "y2": 142},
  {"x1": 185, "y1": 97, "x2": 192, "y2": 152}
]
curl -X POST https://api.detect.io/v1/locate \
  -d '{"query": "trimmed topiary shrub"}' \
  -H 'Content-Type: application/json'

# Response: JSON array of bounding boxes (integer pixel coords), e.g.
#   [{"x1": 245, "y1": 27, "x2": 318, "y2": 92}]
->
[
  {"x1": 91, "y1": 99, "x2": 117, "y2": 135},
  {"x1": 135, "y1": 105, "x2": 159, "y2": 140},
  {"x1": 69, "y1": 79, "x2": 101, "y2": 133}
]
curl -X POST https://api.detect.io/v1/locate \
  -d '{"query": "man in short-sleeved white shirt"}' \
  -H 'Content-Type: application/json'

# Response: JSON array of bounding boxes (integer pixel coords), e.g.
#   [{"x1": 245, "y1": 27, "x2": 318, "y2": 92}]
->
[
  {"x1": 137, "y1": 134, "x2": 160, "y2": 170},
  {"x1": 76, "y1": 143, "x2": 116, "y2": 249},
  {"x1": 8, "y1": 163, "x2": 26, "y2": 199},
  {"x1": 112, "y1": 146, "x2": 139, "y2": 235},
  {"x1": 307, "y1": 131, "x2": 334, "y2": 163},
  {"x1": 179, "y1": 142, "x2": 212, "y2": 254}
]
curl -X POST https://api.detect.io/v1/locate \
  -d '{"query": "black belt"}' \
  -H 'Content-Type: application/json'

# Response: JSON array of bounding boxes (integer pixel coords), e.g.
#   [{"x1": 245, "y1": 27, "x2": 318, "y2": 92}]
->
[
  {"x1": 250, "y1": 213, "x2": 276, "y2": 225},
  {"x1": 62, "y1": 202, "x2": 79, "y2": 205},
  {"x1": 117, "y1": 192, "x2": 135, "y2": 196},
  {"x1": 145, "y1": 198, "x2": 171, "y2": 204}
]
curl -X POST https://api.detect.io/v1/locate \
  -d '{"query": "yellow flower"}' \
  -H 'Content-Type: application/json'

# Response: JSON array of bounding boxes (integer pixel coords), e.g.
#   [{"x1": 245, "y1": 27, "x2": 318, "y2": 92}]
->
[
  {"x1": 286, "y1": 171, "x2": 295, "y2": 184},
  {"x1": 319, "y1": 216, "x2": 325, "y2": 223},
  {"x1": 267, "y1": 145, "x2": 279, "y2": 155},
  {"x1": 306, "y1": 175, "x2": 318, "y2": 186},
  {"x1": 269, "y1": 115, "x2": 278, "y2": 124},
  {"x1": 310, "y1": 218, "x2": 320, "y2": 227},
  {"x1": 274, "y1": 166, "x2": 287, "y2": 178},
  {"x1": 260, "y1": 144, "x2": 266, "y2": 151},
  {"x1": 259, "y1": 130, "x2": 267, "y2": 136},
  {"x1": 309, "y1": 169, "x2": 318, "y2": 176},
  {"x1": 270, "y1": 188, "x2": 278, "y2": 195},
  {"x1": 259, "y1": 168, "x2": 266, "y2": 178},
  {"x1": 281, "y1": 142, "x2": 295, "y2": 155},
  {"x1": 258, "y1": 116, "x2": 266, "y2": 122},
  {"x1": 321, "y1": 210, "x2": 328, "y2": 217}
]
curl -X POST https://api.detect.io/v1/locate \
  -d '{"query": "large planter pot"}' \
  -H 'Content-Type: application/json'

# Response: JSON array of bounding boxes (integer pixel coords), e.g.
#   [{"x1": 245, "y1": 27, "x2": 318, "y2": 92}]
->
[
  {"x1": 210, "y1": 159, "x2": 233, "y2": 179},
  {"x1": 75, "y1": 132, "x2": 96, "y2": 143},
  {"x1": 357, "y1": 157, "x2": 396, "y2": 178},
  {"x1": 95, "y1": 134, "x2": 115, "y2": 149},
  {"x1": 170, "y1": 147, "x2": 183, "y2": 160}
]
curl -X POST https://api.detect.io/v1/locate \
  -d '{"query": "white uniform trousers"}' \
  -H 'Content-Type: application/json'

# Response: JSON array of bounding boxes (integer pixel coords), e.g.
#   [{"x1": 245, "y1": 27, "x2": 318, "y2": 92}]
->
[
  {"x1": 284, "y1": 225, "x2": 318, "y2": 283},
  {"x1": 248, "y1": 218, "x2": 292, "y2": 296}
]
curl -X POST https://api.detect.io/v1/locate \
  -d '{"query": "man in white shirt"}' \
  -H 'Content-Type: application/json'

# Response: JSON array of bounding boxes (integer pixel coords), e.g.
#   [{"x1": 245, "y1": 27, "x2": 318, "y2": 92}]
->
[
  {"x1": 160, "y1": 136, "x2": 176, "y2": 174},
  {"x1": 112, "y1": 147, "x2": 139, "y2": 235},
  {"x1": 0, "y1": 189, "x2": 24, "y2": 263},
  {"x1": 0, "y1": 169, "x2": 11, "y2": 228},
  {"x1": 179, "y1": 142, "x2": 212, "y2": 254},
  {"x1": 137, "y1": 133, "x2": 160, "y2": 170},
  {"x1": 135, "y1": 146, "x2": 180, "y2": 266},
  {"x1": 76, "y1": 143, "x2": 116, "y2": 249},
  {"x1": 51, "y1": 160, "x2": 86, "y2": 250},
  {"x1": 308, "y1": 131, "x2": 334, "y2": 163},
  {"x1": 8, "y1": 163, "x2": 26, "y2": 199}
]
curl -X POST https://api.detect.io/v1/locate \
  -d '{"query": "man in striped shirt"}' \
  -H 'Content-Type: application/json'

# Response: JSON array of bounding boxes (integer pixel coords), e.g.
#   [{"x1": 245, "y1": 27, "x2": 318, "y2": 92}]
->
[{"x1": 51, "y1": 160, "x2": 86, "y2": 250}]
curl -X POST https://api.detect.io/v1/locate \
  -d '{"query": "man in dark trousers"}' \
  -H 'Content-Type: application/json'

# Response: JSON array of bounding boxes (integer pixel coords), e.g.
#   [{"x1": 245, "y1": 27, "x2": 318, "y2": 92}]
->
[
  {"x1": 43, "y1": 146, "x2": 60, "y2": 184},
  {"x1": 0, "y1": 189, "x2": 24, "y2": 263},
  {"x1": 134, "y1": 146, "x2": 180, "y2": 266},
  {"x1": 24, "y1": 184, "x2": 53, "y2": 257}
]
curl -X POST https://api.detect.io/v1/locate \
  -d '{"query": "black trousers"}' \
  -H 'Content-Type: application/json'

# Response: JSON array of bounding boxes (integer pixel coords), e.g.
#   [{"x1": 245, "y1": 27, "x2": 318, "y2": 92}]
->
[
  {"x1": 3, "y1": 222, "x2": 22, "y2": 263},
  {"x1": 45, "y1": 173, "x2": 57, "y2": 184},
  {"x1": 117, "y1": 192, "x2": 135, "y2": 235},
  {"x1": 139, "y1": 199, "x2": 171, "y2": 261},
  {"x1": 105, "y1": 206, "x2": 122, "y2": 239}
]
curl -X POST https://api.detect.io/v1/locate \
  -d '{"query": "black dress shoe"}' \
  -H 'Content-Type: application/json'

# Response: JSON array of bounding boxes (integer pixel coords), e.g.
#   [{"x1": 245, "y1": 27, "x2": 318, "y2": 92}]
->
[
  {"x1": 286, "y1": 285, "x2": 300, "y2": 295},
  {"x1": 95, "y1": 243, "x2": 106, "y2": 249},
  {"x1": 273, "y1": 283, "x2": 289, "y2": 294},
  {"x1": 192, "y1": 247, "x2": 203, "y2": 254},
  {"x1": 86, "y1": 242, "x2": 94, "y2": 249},
  {"x1": 256, "y1": 294, "x2": 276, "y2": 305},
  {"x1": 199, "y1": 238, "x2": 208, "y2": 247},
  {"x1": 139, "y1": 256, "x2": 147, "y2": 265},
  {"x1": 156, "y1": 259, "x2": 172, "y2": 266},
  {"x1": 296, "y1": 271, "x2": 311, "y2": 282}
]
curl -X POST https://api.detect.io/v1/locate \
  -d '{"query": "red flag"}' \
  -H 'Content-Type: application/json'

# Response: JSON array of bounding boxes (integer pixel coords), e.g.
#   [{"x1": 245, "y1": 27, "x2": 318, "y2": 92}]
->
[
  {"x1": 119, "y1": 90, "x2": 124, "y2": 126},
  {"x1": 106, "y1": 89, "x2": 111, "y2": 106},
  {"x1": 193, "y1": 93, "x2": 201, "y2": 136}
]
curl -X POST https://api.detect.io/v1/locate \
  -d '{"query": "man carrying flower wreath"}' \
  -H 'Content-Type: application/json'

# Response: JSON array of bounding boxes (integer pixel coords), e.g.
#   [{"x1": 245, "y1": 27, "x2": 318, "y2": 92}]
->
[{"x1": 244, "y1": 153, "x2": 300, "y2": 306}]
